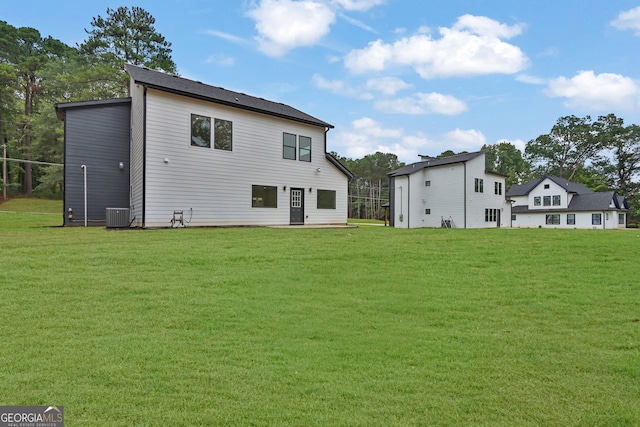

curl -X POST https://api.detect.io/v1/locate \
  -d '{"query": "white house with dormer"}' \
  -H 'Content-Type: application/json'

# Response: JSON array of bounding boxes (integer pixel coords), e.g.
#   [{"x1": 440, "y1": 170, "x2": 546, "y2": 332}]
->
[{"x1": 507, "y1": 176, "x2": 628, "y2": 229}]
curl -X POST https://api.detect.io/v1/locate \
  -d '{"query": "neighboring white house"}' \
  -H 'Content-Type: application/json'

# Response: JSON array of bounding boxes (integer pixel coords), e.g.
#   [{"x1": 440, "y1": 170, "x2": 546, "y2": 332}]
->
[
  {"x1": 58, "y1": 64, "x2": 352, "y2": 228},
  {"x1": 507, "y1": 176, "x2": 628, "y2": 229},
  {"x1": 388, "y1": 151, "x2": 510, "y2": 228}
]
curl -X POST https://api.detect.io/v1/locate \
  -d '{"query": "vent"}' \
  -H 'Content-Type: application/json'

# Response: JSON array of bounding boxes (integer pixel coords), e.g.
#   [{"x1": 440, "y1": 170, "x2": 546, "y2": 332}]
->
[{"x1": 106, "y1": 208, "x2": 130, "y2": 228}]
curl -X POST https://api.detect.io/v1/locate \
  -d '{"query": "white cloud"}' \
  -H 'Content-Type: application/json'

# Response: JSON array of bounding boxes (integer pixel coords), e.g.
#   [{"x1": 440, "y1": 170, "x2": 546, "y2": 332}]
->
[
  {"x1": 374, "y1": 92, "x2": 468, "y2": 115},
  {"x1": 328, "y1": 117, "x2": 486, "y2": 163},
  {"x1": 204, "y1": 29, "x2": 249, "y2": 45},
  {"x1": 247, "y1": 0, "x2": 335, "y2": 57},
  {"x1": 344, "y1": 14, "x2": 528, "y2": 78},
  {"x1": 338, "y1": 12, "x2": 377, "y2": 33},
  {"x1": 443, "y1": 129, "x2": 487, "y2": 151},
  {"x1": 365, "y1": 76, "x2": 411, "y2": 95},
  {"x1": 331, "y1": 0, "x2": 386, "y2": 11},
  {"x1": 516, "y1": 74, "x2": 547, "y2": 85},
  {"x1": 545, "y1": 70, "x2": 640, "y2": 111},
  {"x1": 611, "y1": 6, "x2": 640, "y2": 35},
  {"x1": 352, "y1": 117, "x2": 403, "y2": 138},
  {"x1": 312, "y1": 74, "x2": 373, "y2": 99},
  {"x1": 205, "y1": 54, "x2": 235, "y2": 66}
]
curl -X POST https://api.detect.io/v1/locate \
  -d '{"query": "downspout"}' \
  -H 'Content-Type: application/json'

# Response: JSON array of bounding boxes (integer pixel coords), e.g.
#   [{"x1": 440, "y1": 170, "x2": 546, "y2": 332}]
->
[
  {"x1": 407, "y1": 176, "x2": 410, "y2": 228},
  {"x1": 80, "y1": 164, "x2": 87, "y2": 227},
  {"x1": 142, "y1": 86, "x2": 147, "y2": 229},
  {"x1": 463, "y1": 162, "x2": 467, "y2": 229}
]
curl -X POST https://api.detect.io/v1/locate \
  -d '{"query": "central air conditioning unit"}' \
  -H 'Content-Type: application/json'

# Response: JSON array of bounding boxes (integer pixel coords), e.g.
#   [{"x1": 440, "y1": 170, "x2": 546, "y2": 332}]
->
[{"x1": 106, "y1": 208, "x2": 130, "y2": 228}]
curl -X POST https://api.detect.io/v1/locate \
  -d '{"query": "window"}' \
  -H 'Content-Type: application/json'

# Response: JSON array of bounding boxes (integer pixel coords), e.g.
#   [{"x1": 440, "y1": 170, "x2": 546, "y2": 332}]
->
[
  {"x1": 425, "y1": 209, "x2": 431, "y2": 215},
  {"x1": 283, "y1": 133, "x2": 312, "y2": 161},
  {"x1": 619, "y1": 213, "x2": 625, "y2": 225},
  {"x1": 299, "y1": 136, "x2": 311, "y2": 162},
  {"x1": 283, "y1": 133, "x2": 296, "y2": 160},
  {"x1": 534, "y1": 196, "x2": 541, "y2": 206},
  {"x1": 592, "y1": 213, "x2": 601, "y2": 225},
  {"x1": 495, "y1": 182, "x2": 502, "y2": 195},
  {"x1": 567, "y1": 214, "x2": 575, "y2": 225},
  {"x1": 191, "y1": 114, "x2": 232, "y2": 150},
  {"x1": 512, "y1": 214, "x2": 517, "y2": 221},
  {"x1": 475, "y1": 178, "x2": 484, "y2": 193},
  {"x1": 252, "y1": 185, "x2": 278, "y2": 208},
  {"x1": 485, "y1": 208, "x2": 498, "y2": 222},
  {"x1": 543, "y1": 196, "x2": 551, "y2": 206},
  {"x1": 214, "y1": 118, "x2": 232, "y2": 151},
  {"x1": 317, "y1": 190, "x2": 336, "y2": 209},
  {"x1": 425, "y1": 180, "x2": 431, "y2": 187},
  {"x1": 191, "y1": 114, "x2": 211, "y2": 148},
  {"x1": 544, "y1": 184, "x2": 550, "y2": 189},
  {"x1": 553, "y1": 195, "x2": 561, "y2": 206},
  {"x1": 546, "y1": 214, "x2": 560, "y2": 225}
]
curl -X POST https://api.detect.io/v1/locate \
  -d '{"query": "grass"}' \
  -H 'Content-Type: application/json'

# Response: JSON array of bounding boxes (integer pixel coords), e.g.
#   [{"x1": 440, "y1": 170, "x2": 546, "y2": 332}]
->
[{"x1": 1, "y1": 199, "x2": 639, "y2": 426}]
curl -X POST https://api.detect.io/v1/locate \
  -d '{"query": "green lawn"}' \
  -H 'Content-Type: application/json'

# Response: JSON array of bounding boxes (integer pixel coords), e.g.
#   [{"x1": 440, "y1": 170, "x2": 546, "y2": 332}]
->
[{"x1": 1, "y1": 199, "x2": 639, "y2": 426}]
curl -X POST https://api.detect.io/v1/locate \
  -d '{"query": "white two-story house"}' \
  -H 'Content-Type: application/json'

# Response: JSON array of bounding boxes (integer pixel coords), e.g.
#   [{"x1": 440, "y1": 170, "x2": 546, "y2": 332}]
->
[
  {"x1": 388, "y1": 151, "x2": 510, "y2": 228},
  {"x1": 507, "y1": 176, "x2": 628, "y2": 229},
  {"x1": 57, "y1": 64, "x2": 352, "y2": 228}
]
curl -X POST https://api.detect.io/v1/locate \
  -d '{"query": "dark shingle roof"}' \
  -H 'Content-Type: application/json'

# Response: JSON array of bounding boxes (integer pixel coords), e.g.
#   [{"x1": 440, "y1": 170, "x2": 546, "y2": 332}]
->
[
  {"x1": 512, "y1": 191, "x2": 627, "y2": 213},
  {"x1": 388, "y1": 151, "x2": 485, "y2": 177},
  {"x1": 506, "y1": 176, "x2": 594, "y2": 197},
  {"x1": 124, "y1": 64, "x2": 333, "y2": 128}
]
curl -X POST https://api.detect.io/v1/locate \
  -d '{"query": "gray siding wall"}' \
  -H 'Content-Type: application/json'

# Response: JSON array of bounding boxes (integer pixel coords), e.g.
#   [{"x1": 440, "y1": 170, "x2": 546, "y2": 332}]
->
[{"x1": 64, "y1": 101, "x2": 131, "y2": 225}]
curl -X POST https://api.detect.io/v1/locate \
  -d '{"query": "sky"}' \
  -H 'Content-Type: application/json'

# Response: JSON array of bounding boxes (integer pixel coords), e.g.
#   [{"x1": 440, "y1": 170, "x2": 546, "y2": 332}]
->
[{"x1": 4, "y1": 0, "x2": 640, "y2": 164}]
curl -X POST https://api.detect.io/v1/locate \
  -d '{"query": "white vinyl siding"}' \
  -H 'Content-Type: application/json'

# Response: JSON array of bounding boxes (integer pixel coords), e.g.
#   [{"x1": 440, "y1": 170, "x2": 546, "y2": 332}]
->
[
  {"x1": 392, "y1": 153, "x2": 508, "y2": 229},
  {"x1": 139, "y1": 89, "x2": 347, "y2": 227},
  {"x1": 129, "y1": 82, "x2": 145, "y2": 227}
]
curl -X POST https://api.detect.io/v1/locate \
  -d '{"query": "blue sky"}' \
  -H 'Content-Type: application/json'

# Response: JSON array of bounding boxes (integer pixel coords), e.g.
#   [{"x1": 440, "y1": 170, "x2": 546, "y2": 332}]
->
[{"x1": 4, "y1": 0, "x2": 640, "y2": 163}]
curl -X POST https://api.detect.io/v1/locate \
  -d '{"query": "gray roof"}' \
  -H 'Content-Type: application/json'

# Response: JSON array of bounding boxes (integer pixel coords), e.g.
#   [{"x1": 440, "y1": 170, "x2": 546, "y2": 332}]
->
[
  {"x1": 388, "y1": 151, "x2": 485, "y2": 177},
  {"x1": 509, "y1": 176, "x2": 627, "y2": 213},
  {"x1": 125, "y1": 64, "x2": 333, "y2": 128},
  {"x1": 55, "y1": 98, "x2": 132, "y2": 121},
  {"x1": 507, "y1": 176, "x2": 593, "y2": 197}
]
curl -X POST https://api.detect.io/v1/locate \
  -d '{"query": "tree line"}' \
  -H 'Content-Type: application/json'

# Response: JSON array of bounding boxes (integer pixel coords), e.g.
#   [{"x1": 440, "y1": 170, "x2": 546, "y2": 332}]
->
[
  {"x1": 333, "y1": 114, "x2": 639, "y2": 222},
  {"x1": 0, "y1": 7, "x2": 175, "y2": 198},
  {"x1": 2, "y1": 8, "x2": 638, "y2": 223}
]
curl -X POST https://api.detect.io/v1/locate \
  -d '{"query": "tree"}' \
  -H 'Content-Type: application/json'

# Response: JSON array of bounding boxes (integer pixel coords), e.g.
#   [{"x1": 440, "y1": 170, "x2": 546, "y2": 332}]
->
[
  {"x1": 525, "y1": 115, "x2": 600, "y2": 181},
  {"x1": 482, "y1": 141, "x2": 531, "y2": 188},
  {"x1": 79, "y1": 7, "x2": 177, "y2": 74},
  {"x1": 0, "y1": 21, "x2": 70, "y2": 195},
  {"x1": 592, "y1": 113, "x2": 640, "y2": 221},
  {"x1": 333, "y1": 152, "x2": 403, "y2": 219}
]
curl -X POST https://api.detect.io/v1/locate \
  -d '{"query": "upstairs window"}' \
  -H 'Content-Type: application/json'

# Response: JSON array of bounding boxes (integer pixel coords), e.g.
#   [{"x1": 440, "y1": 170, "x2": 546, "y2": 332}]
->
[
  {"x1": 475, "y1": 178, "x2": 484, "y2": 193},
  {"x1": 495, "y1": 182, "x2": 502, "y2": 195},
  {"x1": 299, "y1": 136, "x2": 311, "y2": 162},
  {"x1": 283, "y1": 133, "x2": 297, "y2": 160},
  {"x1": 425, "y1": 180, "x2": 431, "y2": 187},
  {"x1": 214, "y1": 119, "x2": 232, "y2": 151},
  {"x1": 191, "y1": 114, "x2": 233, "y2": 150},
  {"x1": 191, "y1": 114, "x2": 211, "y2": 148},
  {"x1": 544, "y1": 184, "x2": 550, "y2": 189},
  {"x1": 553, "y1": 195, "x2": 561, "y2": 206},
  {"x1": 534, "y1": 196, "x2": 541, "y2": 206},
  {"x1": 283, "y1": 133, "x2": 312, "y2": 162},
  {"x1": 543, "y1": 196, "x2": 551, "y2": 206}
]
